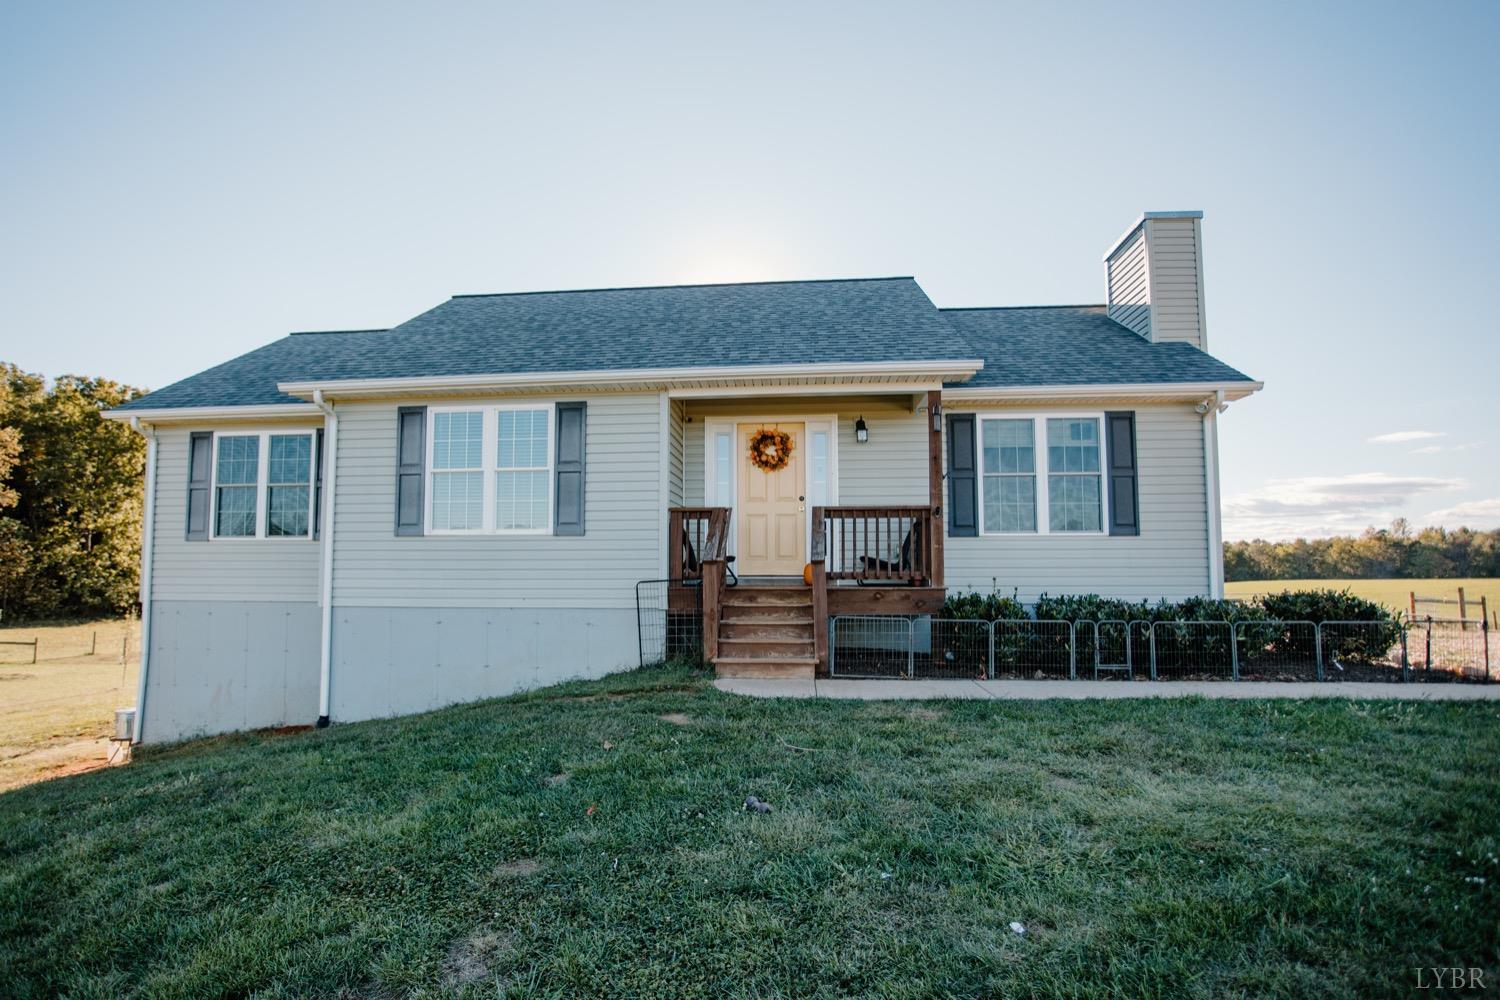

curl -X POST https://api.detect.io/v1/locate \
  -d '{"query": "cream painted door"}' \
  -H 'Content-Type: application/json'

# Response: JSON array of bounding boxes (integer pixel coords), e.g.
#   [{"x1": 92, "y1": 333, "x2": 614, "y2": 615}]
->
[{"x1": 736, "y1": 422, "x2": 806, "y2": 576}]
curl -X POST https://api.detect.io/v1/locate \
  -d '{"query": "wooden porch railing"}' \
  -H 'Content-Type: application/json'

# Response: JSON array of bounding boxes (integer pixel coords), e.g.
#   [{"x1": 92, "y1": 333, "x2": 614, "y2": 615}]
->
[
  {"x1": 815, "y1": 505, "x2": 938, "y2": 586},
  {"x1": 668, "y1": 507, "x2": 730, "y2": 660}
]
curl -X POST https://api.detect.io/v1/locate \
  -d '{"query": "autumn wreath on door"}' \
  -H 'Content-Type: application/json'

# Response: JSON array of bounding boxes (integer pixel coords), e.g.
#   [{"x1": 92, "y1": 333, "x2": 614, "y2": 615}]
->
[{"x1": 747, "y1": 427, "x2": 794, "y2": 473}]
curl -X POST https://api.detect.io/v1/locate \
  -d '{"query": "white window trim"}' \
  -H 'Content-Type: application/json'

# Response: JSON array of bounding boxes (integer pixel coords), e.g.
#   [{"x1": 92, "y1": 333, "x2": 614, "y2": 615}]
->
[
  {"x1": 424, "y1": 402, "x2": 555, "y2": 536},
  {"x1": 210, "y1": 428, "x2": 317, "y2": 541},
  {"x1": 976, "y1": 411, "x2": 1110, "y2": 537}
]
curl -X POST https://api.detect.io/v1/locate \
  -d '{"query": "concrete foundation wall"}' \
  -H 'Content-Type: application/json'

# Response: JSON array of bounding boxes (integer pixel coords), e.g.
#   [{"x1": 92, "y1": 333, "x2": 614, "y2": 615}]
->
[
  {"x1": 330, "y1": 606, "x2": 639, "y2": 723},
  {"x1": 142, "y1": 600, "x2": 320, "y2": 743}
]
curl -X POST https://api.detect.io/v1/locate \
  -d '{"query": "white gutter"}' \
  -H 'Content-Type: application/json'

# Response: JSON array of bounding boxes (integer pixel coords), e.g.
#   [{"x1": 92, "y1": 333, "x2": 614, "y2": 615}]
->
[
  {"x1": 943, "y1": 380, "x2": 1263, "y2": 403},
  {"x1": 276, "y1": 358, "x2": 986, "y2": 398},
  {"x1": 1202, "y1": 389, "x2": 1226, "y2": 599},
  {"x1": 313, "y1": 390, "x2": 337, "y2": 727},
  {"x1": 102, "y1": 403, "x2": 322, "y2": 423},
  {"x1": 129, "y1": 418, "x2": 157, "y2": 743}
]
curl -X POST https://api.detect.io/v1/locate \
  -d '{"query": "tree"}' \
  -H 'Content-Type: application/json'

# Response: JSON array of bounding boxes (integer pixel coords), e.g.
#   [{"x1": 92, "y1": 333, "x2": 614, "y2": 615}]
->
[{"x1": 0, "y1": 363, "x2": 146, "y2": 618}]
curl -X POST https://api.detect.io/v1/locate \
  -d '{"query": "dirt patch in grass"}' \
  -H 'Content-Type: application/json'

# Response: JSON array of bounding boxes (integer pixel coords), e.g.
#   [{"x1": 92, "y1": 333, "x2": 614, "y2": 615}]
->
[
  {"x1": 494, "y1": 857, "x2": 542, "y2": 878},
  {"x1": 659, "y1": 712, "x2": 694, "y2": 726},
  {"x1": 907, "y1": 707, "x2": 944, "y2": 721},
  {"x1": 442, "y1": 929, "x2": 514, "y2": 989},
  {"x1": 543, "y1": 771, "x2": 570, "y2": 787}
]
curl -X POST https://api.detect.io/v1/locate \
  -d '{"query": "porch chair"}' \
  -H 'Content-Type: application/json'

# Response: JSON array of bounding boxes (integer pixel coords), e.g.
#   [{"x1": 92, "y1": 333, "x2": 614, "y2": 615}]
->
[{"x1": 857, "y1": 518, "x2": 924, "y2": 584}]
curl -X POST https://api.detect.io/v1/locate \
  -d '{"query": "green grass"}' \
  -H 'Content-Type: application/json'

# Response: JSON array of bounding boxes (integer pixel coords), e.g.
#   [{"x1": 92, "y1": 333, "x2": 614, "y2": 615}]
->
[
  {"x1": 1226, "y1": 578, "x2": 1500, "y2": 618},
  {"x1": 2, "y1": 663, "x2": 1498, "y2": 998},
  {"x1": 0, "y1": 618, "x2": 139, "y2": 791}
]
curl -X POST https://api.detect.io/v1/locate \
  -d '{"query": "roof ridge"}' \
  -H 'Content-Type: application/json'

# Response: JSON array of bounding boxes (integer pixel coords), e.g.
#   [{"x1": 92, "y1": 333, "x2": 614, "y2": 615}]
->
[
  {"x1": 448, "y1": 276, "x2": 916, "y2": 300},
  {"x1": 940, "y1": 304, "x2": 1105, "y2": 312},
  {"x1": 288, "y1": 328, "x2": 389, "y2": 337}
]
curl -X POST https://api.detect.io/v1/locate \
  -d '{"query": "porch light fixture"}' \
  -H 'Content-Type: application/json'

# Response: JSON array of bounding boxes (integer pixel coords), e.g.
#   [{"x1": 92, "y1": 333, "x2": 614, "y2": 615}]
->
[{"x1": 854, "y1": 417, "x2": 869, "y2": 444}]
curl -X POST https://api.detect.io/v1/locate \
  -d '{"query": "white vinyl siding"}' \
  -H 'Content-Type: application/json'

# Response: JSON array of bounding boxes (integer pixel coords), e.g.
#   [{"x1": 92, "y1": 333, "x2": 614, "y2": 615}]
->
[
  {"x1": 148, "y1": 424, "x2": 323, "y2": 603},
  {"x1": 1145, "y1": 217, "x2": 1205, "y2": 348},
  {"x1": 667, "y1": 398, "x2": 685, "y2": 508},
  {"x1": 946, "y1": 404, "x2": 1211, "y2": 601},
  {"x1": 679, "y1": 396, "x2": 927, "y2": 507},
  {"x1": 1106, "y1": 226, "x2": 1150, "y2": 339},
  {"x1": 331, "y1": 393, "x2": 661, "y2": 609}
]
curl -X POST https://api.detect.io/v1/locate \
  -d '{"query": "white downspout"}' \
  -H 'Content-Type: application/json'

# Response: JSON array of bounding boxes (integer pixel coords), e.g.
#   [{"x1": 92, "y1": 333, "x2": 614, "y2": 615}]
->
[
  {"x1": 130, "y1": 417, "x2": 157, "y2": 743},
  {"x1": 1202, "y1": 389, "x2": 1226, "y2": 599},
  {"x1": 314, "y1": 390, "x2": 338, "y2": 727}
]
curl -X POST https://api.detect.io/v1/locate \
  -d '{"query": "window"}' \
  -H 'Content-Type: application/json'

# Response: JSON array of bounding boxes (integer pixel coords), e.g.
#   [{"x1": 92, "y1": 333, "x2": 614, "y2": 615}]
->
[
  {"x1": 427, "y1": 405, "x2": 553, "y2": 533},
  {"x1": 497, "y1": 409, "x2": 549, "y2": 530},
  {"x1": 977, "y1": 415, "x2": 1105, "y2": 535},
  {"x1": 267, "y1": 435, "x2": 312, "y2": 536},
  {"x1": 1046, "y1": 418, "x2": 1102, "y2": 532},
  {"x1": 431, "y1": 411, "x2": 484, "y2": 530},
  {"x1": 215, "y1": 436, "x2": 259, "y2": 537},
  {"x1": 981, "y1": 419, "x2": 1035, "y2": 533},
  {"x1": 713, "y1": 431, "x2": 732, "y2": 506},
  {"x1": 212, "y1": 431, "x2": 317, "y2": 539}
]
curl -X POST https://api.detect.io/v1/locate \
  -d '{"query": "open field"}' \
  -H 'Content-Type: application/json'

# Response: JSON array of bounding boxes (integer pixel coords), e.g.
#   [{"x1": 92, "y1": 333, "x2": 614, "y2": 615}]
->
[
  {"x1": 1227, "y1": 578, "x2": 1500, "y2": 619},
  {"x1": 0, "y1": 618, "x2": 140, "y2": 792},
  {"x1": 3, "y1": 662, "x2": 1497, "y2": 998}
]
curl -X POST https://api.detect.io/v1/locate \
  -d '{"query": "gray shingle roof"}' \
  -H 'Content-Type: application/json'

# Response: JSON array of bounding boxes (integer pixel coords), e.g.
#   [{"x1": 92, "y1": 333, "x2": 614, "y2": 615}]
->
[
  {"x1": 114, "y1": 280, "x2": 1256, "y2": 412},
  {"x1": 940, "y1": 305, "x2": 1255, "y2": 388},
  {"x1": 115, "y1": 278, "x2": 972, "y2": 410}
]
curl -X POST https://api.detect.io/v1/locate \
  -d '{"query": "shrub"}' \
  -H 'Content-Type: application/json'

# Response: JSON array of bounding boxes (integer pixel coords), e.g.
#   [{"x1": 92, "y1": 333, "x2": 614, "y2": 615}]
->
[
  {"x1": 940, "y1": 590, "x2": 1025, "y2": 621},
  {"x1": 1256, "y1": 588, "x2": 1395, "y2": 625}
]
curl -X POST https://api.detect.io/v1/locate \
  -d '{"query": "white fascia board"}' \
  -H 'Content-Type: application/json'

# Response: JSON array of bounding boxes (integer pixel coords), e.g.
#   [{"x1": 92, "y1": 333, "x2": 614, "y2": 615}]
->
[
  {"x1": 103, "y1": 403, "x2": 324, "y2": 423},
  {"x1": 276, "y1": 359, "x2": 985, "y2": 399},
  {"x1": 667, "y1": 379, "x2": 945, "y2": 399},
  {"x1": 943, "y1": 380, "x2": 1263, "y2": 403}
]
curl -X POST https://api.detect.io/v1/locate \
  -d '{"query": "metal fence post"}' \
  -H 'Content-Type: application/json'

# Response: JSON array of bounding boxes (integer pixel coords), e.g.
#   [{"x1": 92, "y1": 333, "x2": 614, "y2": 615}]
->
[
  {"x1": 829, "y1": 617, "x2": 838, "y2": 677},
  {"x1": 1067, "y1": 622, "x2": 1076, "y2": 680},
  {"x1": 986, "y1": 619, "x2": 995, "y2": 681},
  {"x1": 1425, "y1": 616, "x2": 1433, "y2": 677},
  {"x1": 1314, "y1": 624, "x2": 1324, "y2": 682},
  {"x1": 906, "y1": 617, "x2": 915, "y2": 679},
  {"x1": 1148, "y1": 623, "x2": 1157, "y2": 681},
  {"x1": 1484, "y1": 616, "x2": 1491, "y2": 682},
  {"x1": 1231, "y1": 622, "x2": 1240, "y2": 682},
  {"x1": 1392, "y1": 626, "x2": 1404, "y2": 689}
]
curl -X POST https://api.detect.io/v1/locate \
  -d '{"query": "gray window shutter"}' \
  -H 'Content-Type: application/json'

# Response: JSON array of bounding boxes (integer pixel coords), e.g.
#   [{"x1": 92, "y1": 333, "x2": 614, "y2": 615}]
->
[
  {"x1": 395, "y1": 406, "x2": 426, "y2": 536},
  {"x1": 554, "y1": 401, "x2": 586, "y2": 536},
  {"x1": 1105, "y1": 411, "x2": 1139, "y2": 536},
  {"x1": 945, "y1": 414, "x2": 977, "y2": 537},
  {"x1": 313, "y1": 428, "x2": 325, "y2": 541},
  {"x1": 186, "y1": 431, "x2": 212, "y2": 540}
]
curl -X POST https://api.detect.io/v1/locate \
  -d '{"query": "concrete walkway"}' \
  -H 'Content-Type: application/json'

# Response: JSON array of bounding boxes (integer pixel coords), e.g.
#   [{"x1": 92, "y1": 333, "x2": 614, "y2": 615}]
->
[{"x1": 715, "y1": 678, "x2": 1500, "y2": 701}]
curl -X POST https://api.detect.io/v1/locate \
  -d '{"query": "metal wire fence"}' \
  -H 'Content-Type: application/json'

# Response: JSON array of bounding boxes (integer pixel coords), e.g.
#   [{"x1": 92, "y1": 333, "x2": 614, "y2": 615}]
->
[
  {"x1": 825, "y1": 615, "x2": 1492, "y2": 683},
  {"x1": 635, "y1": 579, "x2": 703, "y2": 667}
]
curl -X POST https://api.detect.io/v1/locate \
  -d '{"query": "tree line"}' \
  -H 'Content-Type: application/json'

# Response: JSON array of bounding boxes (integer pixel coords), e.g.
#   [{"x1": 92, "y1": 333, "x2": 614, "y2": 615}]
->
[
  {"x1": 1224, "y1": 522, "x2": 1500, "y2": 582},
  {"x1": 1, "y1": 364, "x2": 145, "y2": 620}
]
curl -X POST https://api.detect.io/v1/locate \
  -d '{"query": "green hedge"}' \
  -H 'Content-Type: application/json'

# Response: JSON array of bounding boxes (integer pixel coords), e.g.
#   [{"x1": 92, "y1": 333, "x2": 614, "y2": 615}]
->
[{"x1": 940, "y1": 588, "x2": 1397, "y2": 626}]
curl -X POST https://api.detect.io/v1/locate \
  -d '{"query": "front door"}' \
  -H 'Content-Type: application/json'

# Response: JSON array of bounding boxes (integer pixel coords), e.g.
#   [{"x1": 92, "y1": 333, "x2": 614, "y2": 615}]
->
[{"x1": 736, "y1": 421, "x2": 806, "y2": 576}]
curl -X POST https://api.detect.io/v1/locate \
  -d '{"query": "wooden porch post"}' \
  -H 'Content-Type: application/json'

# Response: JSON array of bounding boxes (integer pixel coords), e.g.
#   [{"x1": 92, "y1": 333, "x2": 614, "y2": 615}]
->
[
  {"x1": 810, "y1": 506, "x2": 829, "y2": 675},
  {"x1": 927, "y1": 389, "x2": 944, "y2": 590},
  {"x1": 701, "y1": 559, "x2": 723, "y2": 661}
]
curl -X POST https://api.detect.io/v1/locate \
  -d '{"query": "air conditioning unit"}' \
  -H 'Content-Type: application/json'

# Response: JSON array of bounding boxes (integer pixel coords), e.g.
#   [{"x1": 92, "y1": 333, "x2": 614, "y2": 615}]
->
[{"x1": 113, "y1": 708, "x2": 136, "y2": 742}]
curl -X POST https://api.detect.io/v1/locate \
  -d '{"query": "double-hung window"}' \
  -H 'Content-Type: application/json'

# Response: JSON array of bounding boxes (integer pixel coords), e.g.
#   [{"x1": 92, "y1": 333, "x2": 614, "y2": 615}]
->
[
  {"x1": 212, "y1": 431, "x2": 317, "y2": 539},
  {"x1": 427, "y1": 405, "x2": 553, "y2": 533},
  {"x1": 978, "y1": 414, "x2": 1105, "y2": 534}
]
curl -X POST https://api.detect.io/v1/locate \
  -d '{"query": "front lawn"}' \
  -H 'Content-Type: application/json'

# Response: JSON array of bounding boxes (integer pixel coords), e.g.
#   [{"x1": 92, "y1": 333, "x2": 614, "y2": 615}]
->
[{"x1": 2, "y1": 664, "x2": 1497, "y2": 998}]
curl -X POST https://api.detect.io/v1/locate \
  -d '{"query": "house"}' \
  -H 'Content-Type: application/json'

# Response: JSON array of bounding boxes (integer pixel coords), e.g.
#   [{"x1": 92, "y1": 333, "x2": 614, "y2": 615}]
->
[{"x1": 107, "y1": 210, "x2": 1260, "y2": 743}]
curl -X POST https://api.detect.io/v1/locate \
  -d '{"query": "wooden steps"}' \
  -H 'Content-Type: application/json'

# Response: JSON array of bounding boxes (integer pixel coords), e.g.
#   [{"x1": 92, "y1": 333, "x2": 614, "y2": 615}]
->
[{"x1": 713, "y1": 584, "x2": 815, "y2": 679}]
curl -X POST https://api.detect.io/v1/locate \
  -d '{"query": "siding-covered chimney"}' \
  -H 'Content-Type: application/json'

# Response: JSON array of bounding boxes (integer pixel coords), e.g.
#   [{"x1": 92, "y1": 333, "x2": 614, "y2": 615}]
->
[{"x1": 1103, "y1": 210, "x2": 1207, "y2": 349}]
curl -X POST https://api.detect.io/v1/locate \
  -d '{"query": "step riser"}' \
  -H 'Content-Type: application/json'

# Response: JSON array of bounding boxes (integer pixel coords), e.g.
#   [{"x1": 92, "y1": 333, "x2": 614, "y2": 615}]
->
[
  {"x1": 723, "y1": 589, "x2": 812, "y2": 607},
  {"x1": 720, "y1": 623, "x2": 814, "y2": 642},
  {"x1": 718, "y1": 640, "x2": 815, "y2": 657}
]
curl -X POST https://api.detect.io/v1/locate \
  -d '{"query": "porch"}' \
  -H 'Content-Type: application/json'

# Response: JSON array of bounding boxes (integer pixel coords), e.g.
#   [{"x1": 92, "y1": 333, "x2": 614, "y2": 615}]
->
[{"x1": 665, "y1": 389, "x2": 946, "y2": 676}]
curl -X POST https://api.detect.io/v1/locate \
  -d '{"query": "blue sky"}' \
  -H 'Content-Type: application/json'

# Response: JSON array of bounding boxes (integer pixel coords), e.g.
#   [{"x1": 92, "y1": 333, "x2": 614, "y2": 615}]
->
[{"x1": 2, "y1": 1, "x2": 1496, "y2": 540}]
